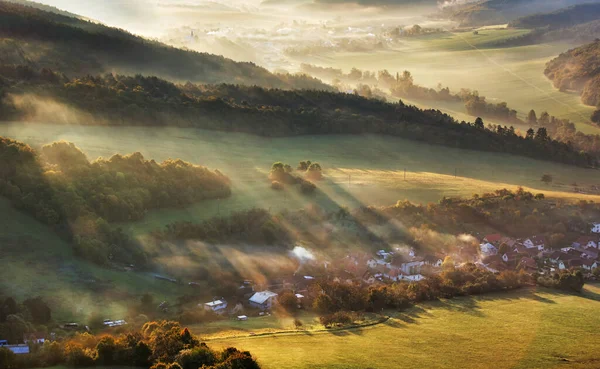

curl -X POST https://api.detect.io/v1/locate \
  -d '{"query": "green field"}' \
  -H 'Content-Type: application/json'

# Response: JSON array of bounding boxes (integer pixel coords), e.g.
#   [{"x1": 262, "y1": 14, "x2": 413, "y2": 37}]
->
[
  {"x1": 0, "y1": 196, "x2": 189, "y2": 322},
  {"x1": 208, "y1": 285, "x2": 600, "y2": 369},
  {"x1": 1, "y1": 122, "x2": 599, "y2": 235},
  {"x1": 296, "y1": 29, "x2": 600, "y2": 135}
]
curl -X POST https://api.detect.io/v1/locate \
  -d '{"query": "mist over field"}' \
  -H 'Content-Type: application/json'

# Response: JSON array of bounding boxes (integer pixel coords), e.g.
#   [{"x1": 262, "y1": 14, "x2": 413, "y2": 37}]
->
[{"x1": 2, "y1": 1, "x2": 600, "y2": 368}]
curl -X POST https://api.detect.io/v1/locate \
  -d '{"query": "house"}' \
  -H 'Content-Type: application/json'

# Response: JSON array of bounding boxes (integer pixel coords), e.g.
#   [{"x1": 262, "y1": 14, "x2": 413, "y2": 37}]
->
[
  {"x1": 103, "y1": 319, "x2": 127, "y2": 327},
  {"x1": 423, "y1": 255, "x2": 443, "y2": 267},
  {"x1": 400, "y1": 258, "x2": 424, "y2": 275},
  {"x1": 581, "y1": 248, "x2": 599, "y2": 260},
  {"x1": 24, "y1": 332, "x2": 45, "y2": 344},
  {"x1": 249, "y1": 291, "x2": 278, "y2": 310},
  {"x1": 499, "y1": 237, "x2": 517, "y2": 248},
  {"x1": 483, "y1": 234, "x2": 503, "y2": 244},
  {"x1": 5, "y1": 345, "x2": 30, "y2": 354},
  {"x1": 402, "y1": 274, "x2": 425, "y2": 282},
  {"x1": 501, "y1": 252, "x2": 520, "y2": 264},
  {"x1": 518, "y1": 257, "x2": 538, "y2": 273},
  {"x1": 582, "y1": 260, "x2": 599, "y2": 271},
  {"x1": 591, "y1": 223, "x2": 600, "y2": 233},
  {"x1": 548, "y1": 251, "x2": 563, "y2": 264},
  {"x1": 202, "y1": 300, "x2": 228, "y2": 313},
  {"x1": 523, "y1": 236, "x2": 545, "y2": 250},
  {"x1": 568, "y1": 259, "x2": 584, "y2": 269},
  {"x1": 573, "y1": 236, "x2": 598, "y2": 249},
  {"x1": 558, "y1": 260, "x2": 567, "y2": 270},
  {"x1": 480, "y1": 243, "x2": 498, "y2": 256},
  {"x1": 237, "y1": 315, "x2": 248, "y2": 321}
]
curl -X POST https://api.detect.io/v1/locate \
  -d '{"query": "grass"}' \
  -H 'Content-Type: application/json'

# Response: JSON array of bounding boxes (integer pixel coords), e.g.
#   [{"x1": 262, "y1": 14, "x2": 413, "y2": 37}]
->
[
  {"x1": 296, "y1": 29, "x2": 600, "y2": 135},
  {"x1": 0, "y1": 196, "x2": 190, "y2": 322},
  {"x1": 208, "y1": 285, "x2": 600, "y2": 369},
  {"x1": 0, "y1": 122, "x2": 598, "y2": 236}
]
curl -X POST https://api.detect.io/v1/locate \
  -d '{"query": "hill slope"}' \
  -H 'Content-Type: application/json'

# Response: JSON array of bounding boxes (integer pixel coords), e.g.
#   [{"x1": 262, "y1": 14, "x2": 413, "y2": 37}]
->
[
  {"x1": 0, "y1": 67, "x2": 595, "y2": 167},
  {"x1": 545, "y1": 40, "x2": 600, "y2": 107},
  {"x1": 0, "y1": 1, "x2": 331, "y2": 90},
  {"x1": 442, "y1": 0, "x2": 600, "y2": 27},
  {"x1": 510, "y1": 3, "x2": 600, "y2": 29}
]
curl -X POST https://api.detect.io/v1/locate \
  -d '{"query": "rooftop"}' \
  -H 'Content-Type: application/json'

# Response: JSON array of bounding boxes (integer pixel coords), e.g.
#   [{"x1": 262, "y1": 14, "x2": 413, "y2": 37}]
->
[{"x1": 249, "y1": 291, "x2": 278, "y2": 305}]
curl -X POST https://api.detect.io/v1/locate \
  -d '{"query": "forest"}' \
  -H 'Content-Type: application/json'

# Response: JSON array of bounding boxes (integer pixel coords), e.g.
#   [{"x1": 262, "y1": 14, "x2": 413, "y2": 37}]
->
[
  {"x1": 0, "y1": 65, "x2": 595, "y2": 168},
  {"x1": 0, "y1": 136, "x2": 230, "y2": 265},
  {"x1": 545, "y1": 40, "x2": 600, "y2": 108}
]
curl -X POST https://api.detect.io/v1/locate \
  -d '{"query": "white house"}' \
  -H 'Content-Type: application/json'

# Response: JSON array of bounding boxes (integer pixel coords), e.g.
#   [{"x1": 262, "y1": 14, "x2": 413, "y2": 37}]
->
[
  {"x1": 400, "y1": 259, "x2": 424, "y2": 275},
  {"x1": 402, "y1": 274, "x2": 425, "y2": 282},
  {"x1": 203, "y1": 300, "x2": 228, "y2": 313},
  {"x1": 480, "y1": 243, "x2": 498, "y2": 256},
  {"x1": 249, "y1": 291, "x2": 278, "y2": 310},
  {"x1": 592, "y1": 223, "x2": 600, "y2": 233},
  {"x1": 523, "y1": 236, "x2": 545, "y2": 251},
  {"x1": 558, "y1": 260, "x2": 567, "y2": 270}
]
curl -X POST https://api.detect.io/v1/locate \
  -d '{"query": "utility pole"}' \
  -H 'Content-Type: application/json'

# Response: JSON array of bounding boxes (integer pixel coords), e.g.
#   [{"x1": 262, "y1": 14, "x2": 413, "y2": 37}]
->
[
  {"x1": 348, "y1": 174, "x2": 351, "y2": 188},
  {"x1": 455, "y1": 168, "x2": 457, "y2": 178},
  {"x1": 404, "y1": 168, "x2": 406, "y2": 180}
]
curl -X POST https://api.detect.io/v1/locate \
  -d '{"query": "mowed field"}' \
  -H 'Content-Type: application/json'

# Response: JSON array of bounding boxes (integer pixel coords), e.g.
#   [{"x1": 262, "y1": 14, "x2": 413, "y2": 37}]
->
[
  {"x1": 295, "y1": 29, "x2": 600, "y2": 135},
  {"x1": 208, "y1": 285, "x2": 600, "y2": 369},
  {"x1": 0, "y1": 122, "x2": 599, "y2": 235}
]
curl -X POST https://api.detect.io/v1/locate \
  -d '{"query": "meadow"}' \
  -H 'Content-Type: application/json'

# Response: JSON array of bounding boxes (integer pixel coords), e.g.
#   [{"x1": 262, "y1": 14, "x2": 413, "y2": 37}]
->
[
  {"x1": 208, "y1": 284, "x2": 600, "y2": 369},
  {"x1": 0, "y1": 196, "x2": 189, "y2": 322},
  {"x1": 295, "y1": 28, "x2": 600, "y2": 135},
  {"x1": 0, "y1": 122, "x2": 598, "y2": 235}
]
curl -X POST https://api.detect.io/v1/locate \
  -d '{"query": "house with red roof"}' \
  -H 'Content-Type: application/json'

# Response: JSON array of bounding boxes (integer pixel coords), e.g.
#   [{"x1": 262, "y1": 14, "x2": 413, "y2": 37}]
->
[{"x1": 483, "y1": 234, "x2": 503, "y2": 244}]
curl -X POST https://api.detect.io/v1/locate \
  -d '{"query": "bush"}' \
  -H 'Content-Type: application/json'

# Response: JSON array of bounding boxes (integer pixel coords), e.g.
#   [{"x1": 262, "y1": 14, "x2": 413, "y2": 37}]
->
[
  {"x1": 270, "y1": 181, "x2": 284, "y2": 190},
  {"x1": 299, "y1": 180, "x2": 316, "y2": 194}
]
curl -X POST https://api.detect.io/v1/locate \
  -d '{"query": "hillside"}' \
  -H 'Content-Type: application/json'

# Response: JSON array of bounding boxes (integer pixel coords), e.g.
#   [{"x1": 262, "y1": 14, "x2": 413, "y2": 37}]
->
[
  {"x1": 510, "y1": 3, "x2": 600, "y2": 29},
  {"x1": 544, "y1": 40, "x2": 600, "y2": 107},
  {"x1": 0, "y1": 1, "x2": 331, "y2": 90},
  {"x1": 441, "y1": 0, "x2": 599, "y2": 27},
  {"x1": 0, "y1": 66, "x2": 595, "y2": 167}
]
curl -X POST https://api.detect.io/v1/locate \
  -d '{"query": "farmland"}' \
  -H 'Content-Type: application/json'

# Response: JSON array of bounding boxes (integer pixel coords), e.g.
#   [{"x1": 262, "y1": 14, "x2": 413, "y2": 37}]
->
[
  {"x1": 208, "y1": 284, "x2": 600, "y2": 369},
  {"x1": 294, "y1": 29, "x2": 600, "y2": 135},
  {"x1": 0, "y1": 123, "x2": 598, "y2": 235}
]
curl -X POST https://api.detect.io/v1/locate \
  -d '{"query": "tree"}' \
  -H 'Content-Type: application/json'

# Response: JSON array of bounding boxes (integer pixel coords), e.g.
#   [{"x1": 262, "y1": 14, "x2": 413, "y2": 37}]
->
[
  {"x1": 474, "y1": 117, "x2": 484, "y2": 129},
  {"x1": 540, "y1": 174, "x2": 553, "y2": 185},
  {"x1": 527, "y1": 109, "x2": 537, "y2": 125},
  {"x1": 441, "y1": 256, "x2": 455, "y2": 272},
  {"x1": 306, "y1": 162, "x2": 323, "y2": 180},
  {"x1": 0, "y1": 347, "x2": 16, "y2": 369},
  {"x1": 277, "y1": 291, "x2": 298, "y2": 313},
  {"x1": 23, "y1": 296, "x2": 51, "y2": 324},
  {"x1": 525, "y1": 128, "x2": 535, "y2": 140},
  {"x1": 534, "y1": 127, "x2": 548, "y2": 141},
  {"x1": 539, "y1": 111, "x2": 550, "y2": 126},
  {"x1": 591, "y1": 109, "x2": 600, "y2": 125}
]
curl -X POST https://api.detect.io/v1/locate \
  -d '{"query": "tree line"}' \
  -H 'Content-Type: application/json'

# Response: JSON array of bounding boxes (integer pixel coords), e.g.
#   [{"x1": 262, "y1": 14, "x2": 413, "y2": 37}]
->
[
  {"x1": 0, "y1": 320, "x2": 260, "y2": 369},
  {"x1": 0, "y1": 136, "x2": 231, "y2": 266},
  {"x1": 0, "y1": 65, "x2": 595, "y2": 167}
]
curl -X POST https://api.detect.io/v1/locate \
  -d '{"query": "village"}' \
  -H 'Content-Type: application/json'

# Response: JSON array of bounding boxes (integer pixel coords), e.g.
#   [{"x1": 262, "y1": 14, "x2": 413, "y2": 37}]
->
[
  {"x1": 2, "y1": 221, "x2": 599, "y2": 356},
  {"x1": 196, "y1": 221, "x2": 600, "y2": 323}
]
